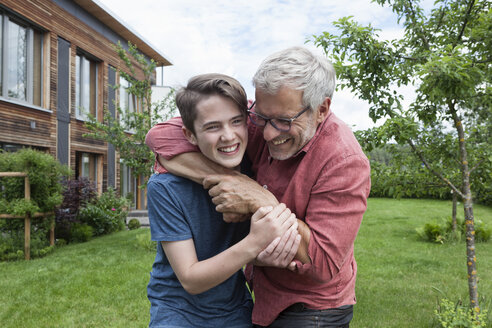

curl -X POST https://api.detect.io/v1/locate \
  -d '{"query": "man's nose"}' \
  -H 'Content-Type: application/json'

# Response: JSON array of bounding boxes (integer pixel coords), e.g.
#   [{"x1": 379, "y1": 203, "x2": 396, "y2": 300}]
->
[{"x1": 262, "y1": 122, "x2": 281, "y2": 142}]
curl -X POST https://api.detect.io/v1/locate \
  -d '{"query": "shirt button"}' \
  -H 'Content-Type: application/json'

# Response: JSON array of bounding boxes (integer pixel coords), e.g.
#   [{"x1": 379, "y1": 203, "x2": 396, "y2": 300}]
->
[{"x1": 263, "y1": 185, "x2": 268, "y2": 189}]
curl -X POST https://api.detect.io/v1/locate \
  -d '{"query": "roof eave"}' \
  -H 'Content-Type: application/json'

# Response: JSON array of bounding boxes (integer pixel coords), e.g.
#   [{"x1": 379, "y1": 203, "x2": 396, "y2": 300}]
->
[{"x1": 74, "y1": 0, "x2": 172, "y2": 67}]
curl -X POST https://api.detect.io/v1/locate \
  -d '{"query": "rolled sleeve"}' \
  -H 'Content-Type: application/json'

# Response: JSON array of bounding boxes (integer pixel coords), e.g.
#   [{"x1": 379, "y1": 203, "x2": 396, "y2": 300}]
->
[
  {"x1": 145, "y1": 117, "x2": 200, "y2": 173},
  {"x1": 295, "y1": 154, "x2": 370, "y2": 281}
]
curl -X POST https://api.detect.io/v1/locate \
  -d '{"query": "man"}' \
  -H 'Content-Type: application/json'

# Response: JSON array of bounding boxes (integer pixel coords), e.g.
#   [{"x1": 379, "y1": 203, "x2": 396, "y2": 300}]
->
[{"x1": 146, "y1": 47, "x2": 371, "y2": 328}]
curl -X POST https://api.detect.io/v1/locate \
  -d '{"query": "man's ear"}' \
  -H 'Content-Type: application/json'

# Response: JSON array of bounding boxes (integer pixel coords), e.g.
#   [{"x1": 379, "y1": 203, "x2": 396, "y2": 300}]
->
[
  {"x1": 316, "y1": 97, "x2": 331, "y2": 124},
  {"x1": 182, "y1": 127, "x2": 197, "y2": 145}
]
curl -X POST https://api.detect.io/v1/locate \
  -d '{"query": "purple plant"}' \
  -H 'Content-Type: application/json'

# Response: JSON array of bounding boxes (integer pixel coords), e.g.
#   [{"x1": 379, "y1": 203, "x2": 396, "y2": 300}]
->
[{"x1": 55, "y1": 177, "x2": 97, "y2": 241}]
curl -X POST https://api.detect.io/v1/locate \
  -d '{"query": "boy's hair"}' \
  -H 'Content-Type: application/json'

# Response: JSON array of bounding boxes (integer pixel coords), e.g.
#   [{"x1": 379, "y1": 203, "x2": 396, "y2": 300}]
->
[{"x1": 176, "y1": 73, "x2": 248, "y2": 134}]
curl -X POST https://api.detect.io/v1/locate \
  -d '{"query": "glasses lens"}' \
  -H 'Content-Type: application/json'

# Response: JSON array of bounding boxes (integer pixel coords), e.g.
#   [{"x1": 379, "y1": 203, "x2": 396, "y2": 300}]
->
[
  {"x1": 271, "y1": 119, "x2": 291, "y2": 132},
  {"x1": 249, "y1": 112, "x2": 267, "y2": 126}
]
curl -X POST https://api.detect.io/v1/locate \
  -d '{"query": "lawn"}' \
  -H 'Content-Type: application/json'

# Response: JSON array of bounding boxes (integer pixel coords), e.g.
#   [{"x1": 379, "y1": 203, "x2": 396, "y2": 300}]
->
[{"x1": 0, "y1": 198, "x2": 491, "y2": 327}]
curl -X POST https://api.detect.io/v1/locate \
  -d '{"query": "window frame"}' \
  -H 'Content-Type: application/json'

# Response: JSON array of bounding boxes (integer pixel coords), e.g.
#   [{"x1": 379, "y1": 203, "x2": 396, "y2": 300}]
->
[
  {"x1": 75, "y1": 50, "x2": 99, "y2": 121},
  {"x1": 0, "y1": 11, "x2": 44, "y2": 108},
  {"x1": 76, "y1": 151, "x2": 103, "y2": 193}
]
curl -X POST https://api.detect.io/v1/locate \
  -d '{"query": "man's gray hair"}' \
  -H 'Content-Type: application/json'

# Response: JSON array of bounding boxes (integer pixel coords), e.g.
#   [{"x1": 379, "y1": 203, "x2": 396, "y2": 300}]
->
[{"x1": 252, "y1": 46, "x2": 336, "y2": 111}]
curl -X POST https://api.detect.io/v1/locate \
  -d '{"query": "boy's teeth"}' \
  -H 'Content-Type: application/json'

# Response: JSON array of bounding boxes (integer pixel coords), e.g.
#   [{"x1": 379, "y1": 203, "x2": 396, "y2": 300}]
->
[
  {"x1": 272, "y1": 138, "x2": 289, "y2": 145},
  {"x1": 219, "y1": 144, "x2": 238, "y2": 153}
]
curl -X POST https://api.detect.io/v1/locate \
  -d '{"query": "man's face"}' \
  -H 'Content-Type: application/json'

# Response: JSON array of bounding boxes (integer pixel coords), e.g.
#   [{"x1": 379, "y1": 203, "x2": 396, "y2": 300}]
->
[
  {"x1": 254, "y1": 87, "x2": 319, "y2": 160},
  {"x1": 184, "y1": 95, "x2": 248, "y2": 169}
]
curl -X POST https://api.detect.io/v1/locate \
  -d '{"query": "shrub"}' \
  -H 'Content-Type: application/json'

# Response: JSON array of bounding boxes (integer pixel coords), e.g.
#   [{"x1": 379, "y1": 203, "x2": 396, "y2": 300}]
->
[
  {"x1": 55, "y1": 178, "x2": 97, "y2": 241},
  {"x1": 78, "y1": 188, "x2": 129, "y2": 236},
  {"x1": 128, "y1": 218, "x2": 141, "y2": 230},
  {"x1": 0, "y1": 149, "x2": 69, "y2": 261},
  {"x1": 434, "y1": 298, "x2": 488, "y2": 328},
  {"x1": 417, "y1": 217, "x2": 491, "y2": 244},
  {"x1": 0, "y1": 220, "x2": 55, "y2": 261},
  {"x1": 70, "y1": 223, "x2": 94, "y2": 243}
]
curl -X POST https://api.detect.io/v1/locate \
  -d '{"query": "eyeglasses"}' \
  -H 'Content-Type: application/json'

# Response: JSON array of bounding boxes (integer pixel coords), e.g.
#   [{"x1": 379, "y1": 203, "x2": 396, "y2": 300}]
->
[{"x1": 247, "y1": 101, "x2": 310, "y2": 132}]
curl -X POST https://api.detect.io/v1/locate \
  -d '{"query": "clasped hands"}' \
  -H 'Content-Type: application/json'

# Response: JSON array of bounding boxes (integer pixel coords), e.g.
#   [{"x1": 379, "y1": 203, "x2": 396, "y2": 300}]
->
[{"x1": 203, "y1": 173, "x2": 300, "y2": 270}]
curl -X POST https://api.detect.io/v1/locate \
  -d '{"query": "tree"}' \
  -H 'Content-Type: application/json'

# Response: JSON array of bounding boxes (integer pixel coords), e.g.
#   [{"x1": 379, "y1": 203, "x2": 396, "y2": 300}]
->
[
  {"x1": 85, "y1": 42, "x2": 177, "y2": 184},
  {"x1": 311, "y1": 0, "x2": 491, "y2": 317}
]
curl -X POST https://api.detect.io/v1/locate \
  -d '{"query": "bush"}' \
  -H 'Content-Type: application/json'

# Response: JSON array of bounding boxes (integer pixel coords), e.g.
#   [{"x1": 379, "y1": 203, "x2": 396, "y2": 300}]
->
[
  {"x1": 78, "y1": 188, "x2": 129, "y2": 236},
  {"x1": 55, "y1": 178, "x2": 97, "y2": 242},
  {"x1": 0, "y1": 222, "x2": 55, "y2": 261},
  {"x1": 434, "y1": 298, "x2": 488, "y2": 328},
  {"x1": 417, "y1": 217, "x2": 491, "y2": 244},
  {"x1": 70, "y1": 223, "x2": 94, "y2": 243},
  {"x1": 0, "y1": 149, "x2": 69, "y2": 261},
  {"x1": 127, "y1": 218, "x2": 141, "y2": 230}
]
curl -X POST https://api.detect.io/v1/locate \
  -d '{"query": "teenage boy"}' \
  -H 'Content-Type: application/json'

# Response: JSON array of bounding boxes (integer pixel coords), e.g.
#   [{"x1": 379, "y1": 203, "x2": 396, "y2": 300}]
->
[{"x1": 146, "y1": 73, "x2": 299, "y2": 328}]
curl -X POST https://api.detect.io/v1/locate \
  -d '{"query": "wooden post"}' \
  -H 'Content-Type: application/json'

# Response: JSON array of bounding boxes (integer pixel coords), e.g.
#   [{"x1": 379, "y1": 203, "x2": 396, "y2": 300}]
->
[
  {"x1": 0, "y1": 172, "x2": 53, "y2": 260},
  {"x1": 24, "y1": 175, "x2": 31, "y2": 260},
  {"x1": 24, "y1": 215, "x2": 31, "y2": 260},
  {"x1": 50, "y1": 218, "x2": 55, "y2": 246}
]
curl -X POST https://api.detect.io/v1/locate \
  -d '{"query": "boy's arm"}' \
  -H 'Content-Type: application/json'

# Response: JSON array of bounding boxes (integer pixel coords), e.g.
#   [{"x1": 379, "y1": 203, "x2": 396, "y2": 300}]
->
[{"x1": 162, "y1": 204, "x2": 297, "y2": 295}]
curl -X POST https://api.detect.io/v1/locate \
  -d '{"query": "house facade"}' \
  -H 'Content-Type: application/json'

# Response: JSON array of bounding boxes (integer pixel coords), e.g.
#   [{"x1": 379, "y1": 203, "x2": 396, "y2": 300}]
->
[{"x1": 0, "y1": 0, "x2": 171, "y2": 209}]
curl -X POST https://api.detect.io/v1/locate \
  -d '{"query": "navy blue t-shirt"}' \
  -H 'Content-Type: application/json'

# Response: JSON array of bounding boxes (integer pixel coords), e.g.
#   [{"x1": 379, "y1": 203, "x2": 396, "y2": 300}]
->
[{"x1": 147, "y1": 173, "x2": 252, "y2": 328}]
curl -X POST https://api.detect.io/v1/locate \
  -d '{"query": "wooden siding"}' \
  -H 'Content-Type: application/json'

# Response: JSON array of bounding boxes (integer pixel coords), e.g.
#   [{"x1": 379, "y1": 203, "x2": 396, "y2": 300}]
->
[{"x1": 0, "y1": 0, "x2": 152, "y2": 197}]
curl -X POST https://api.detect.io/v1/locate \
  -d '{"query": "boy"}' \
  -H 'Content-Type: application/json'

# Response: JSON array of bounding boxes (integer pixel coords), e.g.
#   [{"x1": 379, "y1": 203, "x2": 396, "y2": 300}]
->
[{"x1": 146, "y1": 73, "x2": 298, "y2": 328}]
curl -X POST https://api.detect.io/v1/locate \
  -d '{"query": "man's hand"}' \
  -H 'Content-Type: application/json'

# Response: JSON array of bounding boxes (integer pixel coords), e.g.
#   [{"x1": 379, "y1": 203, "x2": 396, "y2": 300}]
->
[
  {"x1": 203, "y1": 173, "x2": 279, "y2": 215},
  {"x1": 255, "y1": 220, "x2": 301, "y2": 270},
  {"x1": 223, "y1": 213, "x2": 250, "y2": 223}
]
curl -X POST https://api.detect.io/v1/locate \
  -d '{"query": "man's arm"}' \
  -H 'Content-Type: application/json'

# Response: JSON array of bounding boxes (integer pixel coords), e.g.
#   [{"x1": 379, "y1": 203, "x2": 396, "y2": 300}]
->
[
  {"x1": 204, "y1": 174, "x2": 312, "y2": 264},
  {"x1": 146, "y1": 118, "x2": 220, "y2": 180},
  {"x1": 163, "y1": 204, "x2": 296, "y2": 295},
  {"x1": 158, "y1": 153, "x2": 232, "y2": 184},
  {"x1": 292, "y1": 154, "x2": 371, "y2": 279}
]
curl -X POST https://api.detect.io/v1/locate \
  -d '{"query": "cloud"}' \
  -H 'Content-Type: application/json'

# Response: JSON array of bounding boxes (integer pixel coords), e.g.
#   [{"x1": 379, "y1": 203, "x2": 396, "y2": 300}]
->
[{"x1": 97, "y1": 0, "x2": 411, "y2": 130}]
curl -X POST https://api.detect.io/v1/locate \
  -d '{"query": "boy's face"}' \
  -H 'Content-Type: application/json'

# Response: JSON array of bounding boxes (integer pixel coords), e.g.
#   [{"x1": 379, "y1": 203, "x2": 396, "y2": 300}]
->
[{"x1": 183, "y1": 95, "x2": 248, "y2": 169}]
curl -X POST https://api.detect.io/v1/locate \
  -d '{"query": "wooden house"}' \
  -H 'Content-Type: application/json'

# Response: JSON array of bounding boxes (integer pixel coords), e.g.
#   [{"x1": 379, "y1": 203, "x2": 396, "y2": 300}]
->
[{"x1": 0, "y1": 0, "x2": 172, "y2": 209}]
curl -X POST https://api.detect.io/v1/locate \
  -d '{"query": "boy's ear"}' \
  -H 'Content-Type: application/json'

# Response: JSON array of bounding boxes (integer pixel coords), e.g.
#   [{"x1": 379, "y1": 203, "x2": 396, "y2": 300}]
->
[{"x1": 182, "y1": 126, "x2": 197, "y2": 145}]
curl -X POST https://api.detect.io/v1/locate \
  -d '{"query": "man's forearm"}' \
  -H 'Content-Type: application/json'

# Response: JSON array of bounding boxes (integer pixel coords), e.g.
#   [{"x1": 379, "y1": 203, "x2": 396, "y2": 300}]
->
[
  {"x1": 158, "y1": 153, "x2": 233, "y2": 184},
  {"x1": 295, "y1": 219, "x2": 311, "y2": 264}
]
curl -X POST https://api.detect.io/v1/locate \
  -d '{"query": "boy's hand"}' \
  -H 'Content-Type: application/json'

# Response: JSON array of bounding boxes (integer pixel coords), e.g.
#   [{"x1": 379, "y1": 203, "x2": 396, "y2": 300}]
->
[
  {"x1": 255, "y1": 222, "x2": 300, "y2": 269},
  {"x1": 249, "y1": 204, "x2": 295, "y2": 251}
]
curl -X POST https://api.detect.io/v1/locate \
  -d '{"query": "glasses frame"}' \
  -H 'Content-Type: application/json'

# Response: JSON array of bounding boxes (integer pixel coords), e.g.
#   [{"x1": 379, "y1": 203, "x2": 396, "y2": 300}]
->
[{"x1": 247, "y1": 101, "x2": 311, "y2": 132}]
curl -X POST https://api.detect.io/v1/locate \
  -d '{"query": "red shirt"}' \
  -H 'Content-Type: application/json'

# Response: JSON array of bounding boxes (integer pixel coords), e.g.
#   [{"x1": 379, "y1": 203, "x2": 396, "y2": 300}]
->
[{"x1": 145, "y1": 112, "x2": 371, "y2": 326}]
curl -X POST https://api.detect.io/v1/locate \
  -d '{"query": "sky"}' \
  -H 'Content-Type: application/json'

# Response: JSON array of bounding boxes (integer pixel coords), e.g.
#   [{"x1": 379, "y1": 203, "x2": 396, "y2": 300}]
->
[{"x1": 96, "y1": 0, "x2": 414, "y2": 131}]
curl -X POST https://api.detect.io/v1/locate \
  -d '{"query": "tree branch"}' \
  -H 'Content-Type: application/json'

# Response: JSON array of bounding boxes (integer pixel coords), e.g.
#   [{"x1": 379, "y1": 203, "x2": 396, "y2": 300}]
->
[
  {"x1": 453, "y1": 0, "x2": 476, "y2": 48},
  {"x1": 406, "y1": 0, "x2": 431, "y2": 50},
  {"x1": 469, "y1": 158, "x2": 485, "y2": 174},
  {"x1": 407, "y1": 139, "x2": 464, "y2": 198}
]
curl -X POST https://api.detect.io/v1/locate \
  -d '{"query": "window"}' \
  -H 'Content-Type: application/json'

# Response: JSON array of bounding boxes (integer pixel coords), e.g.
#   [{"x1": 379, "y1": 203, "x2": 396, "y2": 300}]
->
[
  {"x1": 119, "y1": 76, "x2": 139, "y2": 132},
  {"x1": 75, "y1": 53, "x2": 98, "y2": 120},
  {"x1": 76, "y1": 152, "x2": 101, "y2": 191},
  {"x1": 0, "y1": 142, "x2": 46, "y2": 153},
  {"x1": 120, "y1": 160, "x2": 137, "y2": 208},
  {"x1": 0, "y1": 12, "x2": 43, "y2": 106}
]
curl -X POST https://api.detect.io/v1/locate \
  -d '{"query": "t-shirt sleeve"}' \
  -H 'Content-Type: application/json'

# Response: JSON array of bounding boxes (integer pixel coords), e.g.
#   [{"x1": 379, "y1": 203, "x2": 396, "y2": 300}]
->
[
  {"x1": 145, "y1": 117, "x2": 200, "y2": 173},
  {"x1": 147, "y1": 176, "x2": 193, "y2": 242}
]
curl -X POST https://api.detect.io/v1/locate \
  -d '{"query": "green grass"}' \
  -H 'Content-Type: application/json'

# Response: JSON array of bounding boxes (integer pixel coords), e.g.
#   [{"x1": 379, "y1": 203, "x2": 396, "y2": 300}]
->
[
  {"x1": 353, "y1": 198, "x2": 492, "y2": 327},
  {"x1": 0, "y1": 198, "x2": 491, "y2": 327},
  {"x1": 0, "y1": 229, "x2": 155, "y2": 328}
]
